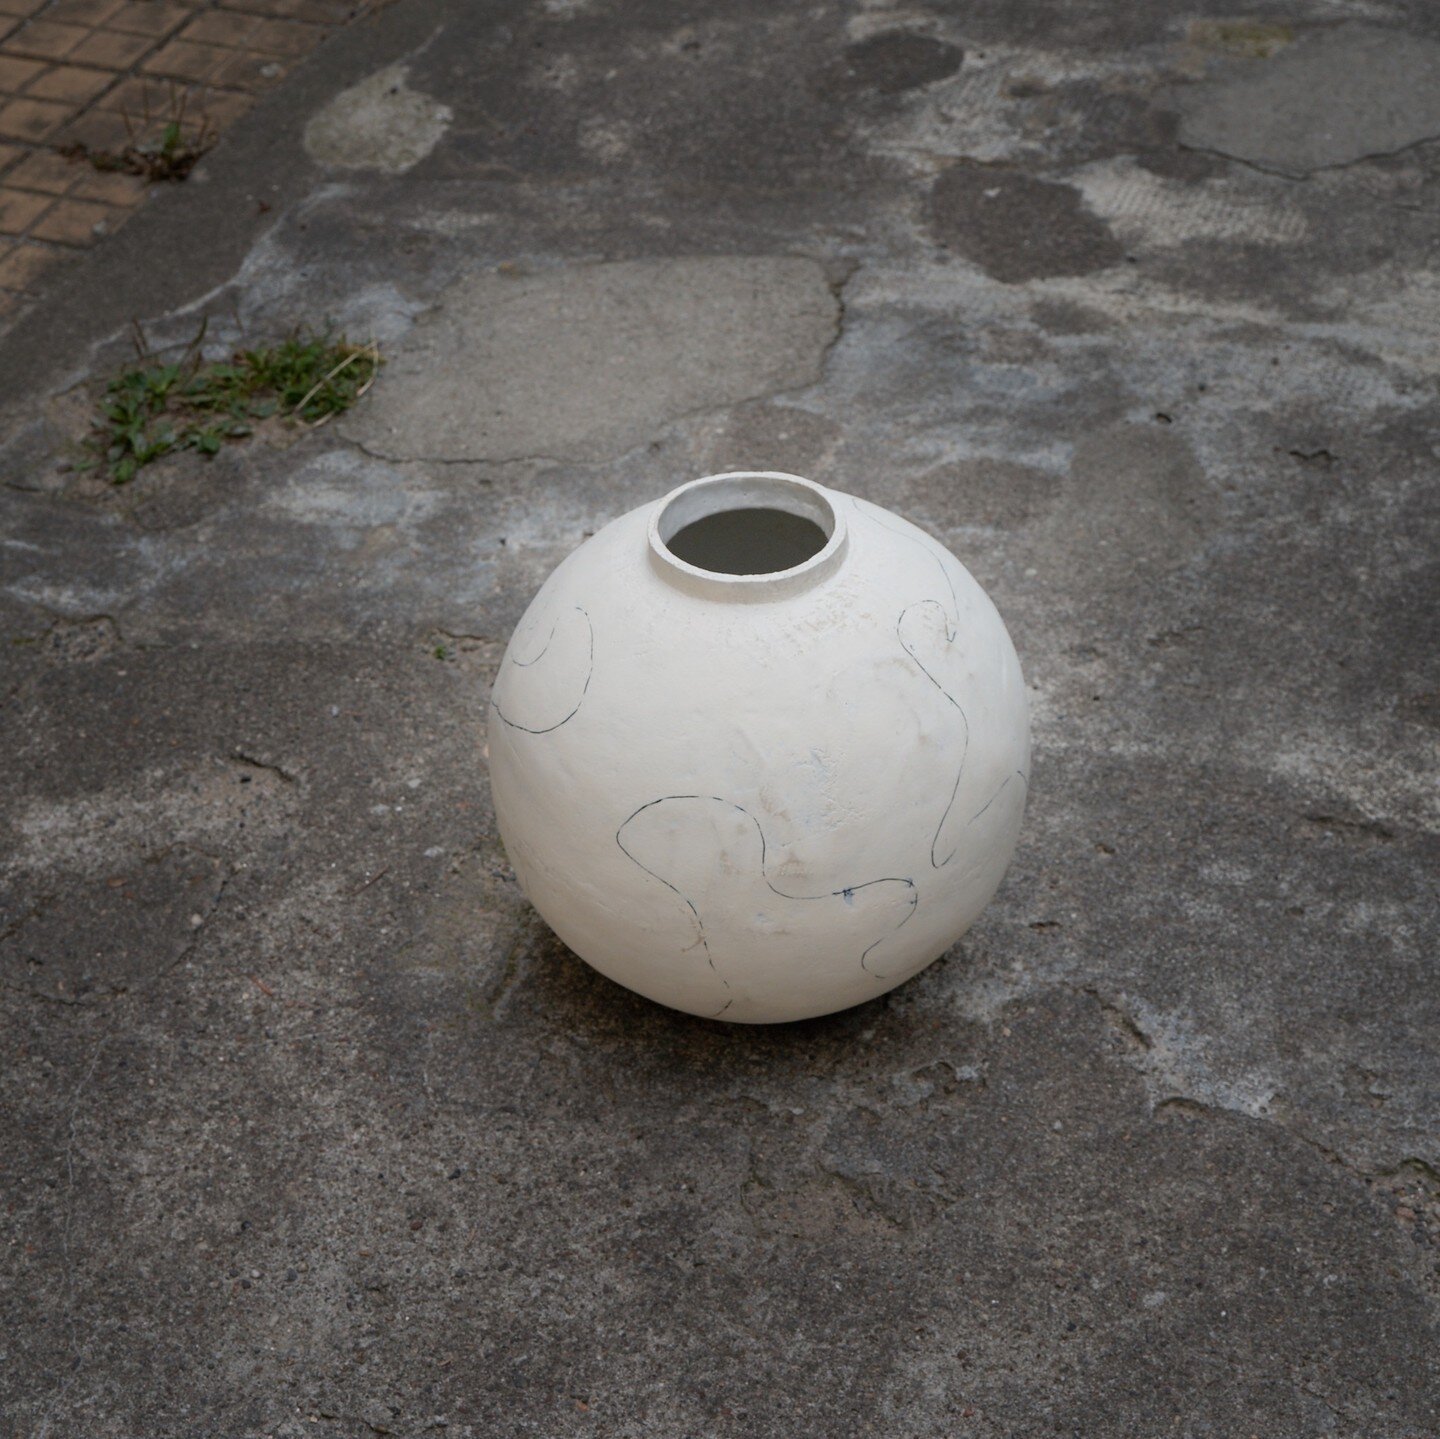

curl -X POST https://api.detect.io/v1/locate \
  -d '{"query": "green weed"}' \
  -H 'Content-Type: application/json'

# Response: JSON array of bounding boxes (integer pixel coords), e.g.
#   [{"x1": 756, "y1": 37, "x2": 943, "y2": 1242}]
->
[
  {"x1": 57, "y1": 81, "x2": 216, "y2": 182},
  {"x1": 86, "y1": 327, "x2": 381, "y2": 484},
  {"x1": 1187, "y1": 19, "x2": 1294, "y2": 58}
]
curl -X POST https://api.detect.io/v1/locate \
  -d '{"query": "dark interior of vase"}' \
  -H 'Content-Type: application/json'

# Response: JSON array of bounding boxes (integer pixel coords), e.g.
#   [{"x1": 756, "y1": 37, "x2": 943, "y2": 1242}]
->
[{"x1": 664, "y1": 507, "x2": 829, "y2": 575}]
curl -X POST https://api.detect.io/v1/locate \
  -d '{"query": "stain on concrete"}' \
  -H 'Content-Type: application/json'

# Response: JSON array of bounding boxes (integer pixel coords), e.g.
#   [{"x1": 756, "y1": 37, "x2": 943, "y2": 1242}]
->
[
  {"x1": 1050, "y1": 421, "x2": 1218, "y2": 578},
  {"x1": 304, "y1": 62, "x2": 453, "y2": 173},
  {"x1": 696, "y1": 400, "x2": 840, "y2": 478},
  {"x1": 7, "y1": 757, "x2": 298, "y2": 878},
  {"x1": 818, "y1": 31, "x2": 963, "y2": 97},
  {"x1": 37, "y1": 614, "x2": 119, "y2": 665},
  {"x1": 347, "y1": 257, "x2": 840, "y2": 464},
  {"x1": 902, "y1": 457, "x2": 1061, "y2": 531},
  {"x1": 1175, "y1": 25, "x2": 1440, "y2": 176},
  {"x1": 930, "y1": 166, "x2": 1123, "y2": 282},
  {"x1": 1, "y1": 844, "x2": 226, "y2": 1002}
]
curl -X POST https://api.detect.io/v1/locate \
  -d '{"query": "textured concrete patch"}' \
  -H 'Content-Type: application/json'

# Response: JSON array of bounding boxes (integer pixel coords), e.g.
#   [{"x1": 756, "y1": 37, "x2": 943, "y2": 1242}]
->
[
  {"x1": 859, "y1": 40, "x2": 1168, "y2": 172},
  {"x1": 347, "y1": 257, "x2": 840, "y2": 463},
  {"x1": 1093, "y1": 989, "x2": 1281, "y2": 1119},
  {"x1": 265, "y1": 449, "x2": 441, "y2": 530},
  {"x1": 35, "y1": 615, "x2": 120, "y2": 665},
  {"x1": 930, "y1": 166, "x2": 1123, "y2": 282},
  {"x1": 1074, "y1": 155, "x2": 1309, "y2": 248},
  {"x1": 1176, "y1": 26, "x2": 1440, "y2": 175},
  {"x1": 304, "y1": 63, "x2": 453, "y2": 173}
]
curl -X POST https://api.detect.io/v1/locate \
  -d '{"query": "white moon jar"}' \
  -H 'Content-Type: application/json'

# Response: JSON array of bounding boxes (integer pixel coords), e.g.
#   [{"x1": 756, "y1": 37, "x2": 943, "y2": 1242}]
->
[{"x1": 487, "y1": 472, "x2": 1030, "y2": 1023}]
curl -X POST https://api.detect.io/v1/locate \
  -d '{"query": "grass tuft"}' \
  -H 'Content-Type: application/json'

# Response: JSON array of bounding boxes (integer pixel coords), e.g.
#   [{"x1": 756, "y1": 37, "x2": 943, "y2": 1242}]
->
[
  {"x1": 57, "y1": 82, "x2": 216, "y2": 183},
  {"x1": 1187, "y1": 19, "x2": 1294, "y2": 58},
  {"x1": 86, "y1": 326, "x2": 381, "y2": 484}
]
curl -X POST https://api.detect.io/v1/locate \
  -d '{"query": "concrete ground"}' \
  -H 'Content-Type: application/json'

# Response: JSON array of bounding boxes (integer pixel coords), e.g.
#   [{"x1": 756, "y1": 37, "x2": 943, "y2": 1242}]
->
[{"x1": 1, "y1": 0, "x2": 1438, "y2": 1434}]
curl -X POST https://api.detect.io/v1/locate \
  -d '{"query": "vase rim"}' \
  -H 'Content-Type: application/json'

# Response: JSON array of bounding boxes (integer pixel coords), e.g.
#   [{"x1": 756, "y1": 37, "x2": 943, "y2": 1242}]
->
[{"x1": 648, "y1": 471, "x2": 848, "y2": 598}]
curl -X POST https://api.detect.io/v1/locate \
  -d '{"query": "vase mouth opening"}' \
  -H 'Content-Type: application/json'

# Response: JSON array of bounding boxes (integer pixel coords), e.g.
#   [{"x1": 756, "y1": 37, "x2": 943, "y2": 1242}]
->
[{"x1": 649, "y1": 472, "x2": 846, "y2": 594}]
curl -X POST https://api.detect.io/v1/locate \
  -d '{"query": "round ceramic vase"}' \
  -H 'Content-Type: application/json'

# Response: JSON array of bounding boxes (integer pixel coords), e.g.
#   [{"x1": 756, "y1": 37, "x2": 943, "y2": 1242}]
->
[{"x1": 487, "y1": 472, "x2": 1030, "y2": 1023}]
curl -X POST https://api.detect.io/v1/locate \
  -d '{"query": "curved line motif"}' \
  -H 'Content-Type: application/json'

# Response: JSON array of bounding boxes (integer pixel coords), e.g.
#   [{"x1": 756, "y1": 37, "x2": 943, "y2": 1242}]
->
[
  {"x1": 897, "y1": 599, "x2": 973, "y2": 869},
  {"x1": 614, "y1": 797, "x2": 728, "y2": 1001},
  {"x1": 491, "y1": 605, "x2": 594, "y2": 735},
  {"x1": 509, "y1": 620, "x2": 557, "y2": 668},
  {"x1": 970, "y1": 768, "x2": 1029, "y2": 824},
  {"x1": 856, "y1": 498, "x2": 978, "y2": 870},
  {"x1": 616, "y1": 795, "x2": 918, "y2": 988},
  {"x1": 858, "y1": 498, "x2": 961, "y2": 621}
]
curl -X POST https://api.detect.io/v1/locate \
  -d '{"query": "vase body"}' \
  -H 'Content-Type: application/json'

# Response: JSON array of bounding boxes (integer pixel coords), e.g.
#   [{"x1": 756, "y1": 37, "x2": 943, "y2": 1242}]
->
[{"x1": 487, "y1": 472, "x2": 1029, "y2": 1023}]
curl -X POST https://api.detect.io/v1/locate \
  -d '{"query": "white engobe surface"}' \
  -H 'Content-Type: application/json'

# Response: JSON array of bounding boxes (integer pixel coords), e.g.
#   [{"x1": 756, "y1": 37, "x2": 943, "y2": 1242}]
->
[{"x1": 488, "y1": 472, "x2": 1030, "y2": 1023}]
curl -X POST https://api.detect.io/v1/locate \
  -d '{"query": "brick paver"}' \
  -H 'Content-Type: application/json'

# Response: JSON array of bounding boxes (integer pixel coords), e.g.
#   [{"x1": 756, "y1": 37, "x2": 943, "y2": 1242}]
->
[{"x1": 0, "y1": 0, "x2": 378, "y2": 326}]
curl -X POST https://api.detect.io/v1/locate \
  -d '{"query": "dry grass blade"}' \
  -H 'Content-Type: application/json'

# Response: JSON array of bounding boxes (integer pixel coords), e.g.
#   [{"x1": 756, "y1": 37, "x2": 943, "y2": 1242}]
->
[{"x1": 294, "y1": 340, "x2": 381, "y2": 427}]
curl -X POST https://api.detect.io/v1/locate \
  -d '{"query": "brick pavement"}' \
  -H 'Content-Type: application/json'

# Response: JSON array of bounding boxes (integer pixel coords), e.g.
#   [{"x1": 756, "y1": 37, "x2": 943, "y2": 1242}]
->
[{"x1": 0, "y1": 0, "x2": 376, "y2": 323}]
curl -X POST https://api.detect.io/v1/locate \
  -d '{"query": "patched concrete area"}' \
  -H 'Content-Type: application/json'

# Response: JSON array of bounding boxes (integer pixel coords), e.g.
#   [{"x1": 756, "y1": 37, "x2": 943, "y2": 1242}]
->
[
  {"x1": 0, "y1": 0, "x2": 1437, "y2": 1434},
  {"x1": 304, "y1": 62, "x2": 453, "y2": 173},
  {"x1": 1176, "y1": 25, "x2": 1440, "y2": 175},
  {"x1": 347, "y1": 257, "x2": 840, "y2": 463}
]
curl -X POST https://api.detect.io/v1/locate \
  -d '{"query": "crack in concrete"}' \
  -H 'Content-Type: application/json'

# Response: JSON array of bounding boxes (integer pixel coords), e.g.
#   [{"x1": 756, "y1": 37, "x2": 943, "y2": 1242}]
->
[
  {"x1": 230, "y1": 750, "x2": 299, "y2": 785},
  {"x1": 814, "y1": 1164, "x2": 911, "y2": 1229},
  {"x1": 819, "y1": 258, "x2": 858, "y2": 367},
  {"x1": 0, "y1": 977, "x2": 85, "y2": 1008},
  {"x1": 348, "y1": 256, "x2": 841, "y2": 467},
  {"x1": 433, "y1": 628, "x2": 497, "y2": 643},
  {"x1": 348, "y1": 292, "x2": 850, "y2": 470},
  {"x1": 1178, "y1": 130, "x2": 1440, "y2": 181},
  {"x1": 161, "y1": 865, "x2": 230, "y2": 986},
  {"x1": 1292, "y1": 1379, "x2": 1355, "y2": 1425},
  {"x1": 349, "y1": 437, "x2": 497, "y2": 469},
  {"x1": 1174, "y1": 142, "x2": 1311, "y2": 182}
]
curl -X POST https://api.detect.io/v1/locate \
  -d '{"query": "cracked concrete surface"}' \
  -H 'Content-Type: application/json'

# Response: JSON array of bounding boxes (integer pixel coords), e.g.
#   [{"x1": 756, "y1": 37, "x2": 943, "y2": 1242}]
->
[
  {"x1": 0, "y1": 0, "x2": 1437, "y2": 1434},
  {"x1": 1175, "y1": 25, "x2": 1440, "y2": 176},
  {"x1": 347, "y1": 257, "x2": 841, "y2": 464}
]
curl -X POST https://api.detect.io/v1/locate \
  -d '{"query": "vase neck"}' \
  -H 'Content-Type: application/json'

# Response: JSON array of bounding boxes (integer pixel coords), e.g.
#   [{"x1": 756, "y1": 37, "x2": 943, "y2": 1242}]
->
[{"x1": 648, "y1": 472, "x2": 849, "y2": 601}]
